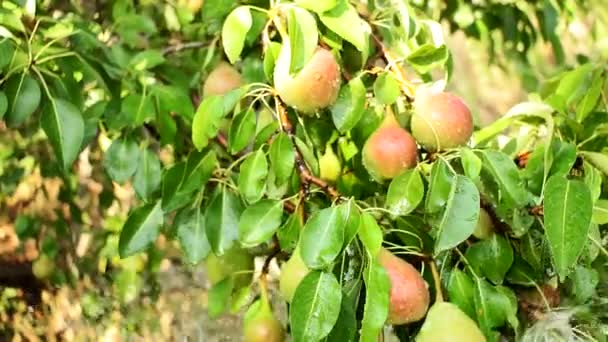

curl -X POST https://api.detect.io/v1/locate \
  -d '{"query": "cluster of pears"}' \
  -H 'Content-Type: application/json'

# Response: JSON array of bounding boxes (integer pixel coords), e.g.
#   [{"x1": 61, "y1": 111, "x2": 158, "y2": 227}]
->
[{"x1": 363, "y1": 88, "x2": 474, "y2": 181}]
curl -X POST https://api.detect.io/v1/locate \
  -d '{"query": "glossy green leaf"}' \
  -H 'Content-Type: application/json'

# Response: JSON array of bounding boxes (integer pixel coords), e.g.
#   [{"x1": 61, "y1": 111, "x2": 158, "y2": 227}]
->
[
  {"x1": 580, "y1": 151, "x2": 608, "y2": 175},
  {"x1": 425, "y1": 158, "x2": 455, "y2": 213},
  {"x1": 104, "y1": 138, "x2": 140, "y2": 183},
  {"x1": 505, "y1": 257, "x2": 538, "y2": 286},
  {"x1": 406, "y1": 44, "x2": 449, "y2": 74},
  {"x1": 175, "y1": 206, "x2": 210, "y2": 264},
  {"x1": 41, "y1": 98, "x2": 85, "y2": 171},
  {"x1": 358, "y1": 212, "x2": 383, "y2": 257},
  {"x1": 465, "y1": 234, "x2": 514, "y2": 284},
  {"x1": 287, "y1": 7, "x2": 318, "y2": 74},
  {"x1": 129, "y1": 50, "x2": 165, "y2": 70},
  {"x1": 222, "y1": 6, "x2": 252, "y2": 63},
  {"x1": 386, "y1": 168, "x2": 424, "y2": 216},
  {"x1": 277, "y1": 213, "x2": 301, "y2": 252},
  {"x1": 339, "y1": 199, "x2": 361, "y2": 246},
  {"x1": 121, "y1": 93, "x2": 155, "y2": 126},
  {"x1": 205, "y1": 189, "x2": 243, "y2": 255},
  {"x1": 576, "y1": 70, "x2": 604, "y2": 121},
  {"x1": 300, "y1": 207, "x2": 345, "y2": 269},
  {"x1": 544, "y1": 176, "x2": 592, "y2": 279},
  {"x1": 263, "y1": 42, "x2": 282, "y2": 81},
  {"x1": 133, "y1": 148, "x2": 161, "y2": 201},
  {"x1": 569, "y1": 266, "x2": 599, "y2": 303},
  {"x1": 319, "y1": 0, "x2": 369, "y2": 52},
  {"x1": 373, "y1": 73, "x2": 400, "y2": 105},
  {"x1": 432, "y1": 175, "x2": 480, "y2": 254},
  {"x1": 290, "y1": 271, "x2": 342, "y2": 342},
  {"x1": 331, "y1": 76, "x2": 366, "y2": 133},
  {"x1": 5, "y1": 74, "x2": 41, "y2": 127},
  {"x1": 153, "y1": 84, "x2": 194, "y2": 120},
  {"x1": 192, "y1": 96, "x2": 226, "y2": 150},
  {"x1": 325, "y1": 294, "x2": 357, "y2": 342},
  {"x1": 295, "y1": 0, "x2": 337, "y2": 13},
  {"x1": 269, "y1": 132, "x2": 295, "y2": 185},
  {"x1": 208, "y1": 277, "x2": 234, "y2": 318},
  {"x1": 238, "y1": 150, "x2": 268, "y2": 203},
  {"x1": 228, "y1": 109, "x2": 256, "y2": 154},
  {"x1": 162, "y1": 151, "x2": 217, "y2": 212},
  {"x1": 473, "y1": 277, "x2": 511, "y2": 337},
  {"x1": 592, "y1": 199, "x2": 608, "y2": 224},
  {"x1": 0, "y1": 91, "x2": 7, "y2": 118},
  {"x1": 447, "y1": 269, "x2": 476, "y2": 318},
  {"x1": 238, "y1": 199, "x2": 283, "y2": 247},
  {"x1": 360, "y1": 258, "x2": 390, "y2": 342},
  {"x1": 461, "y1": 147, "x2": 481, "y2": 179},
  {"x1": 480, "y1": 150, "x2": 529, "y2": 207},
  {"x1": 119, "y1": 201, "x2": 163, "y2": 258}
]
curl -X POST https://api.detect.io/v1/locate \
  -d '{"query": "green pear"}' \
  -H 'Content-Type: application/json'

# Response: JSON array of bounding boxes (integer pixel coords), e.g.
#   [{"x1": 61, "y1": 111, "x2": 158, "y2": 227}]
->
[
  {"x1": 203, "y1": 62, "x2": 243, "y2": 98},
  {"x1": 416, "y1": 302, "x2": 486, "y2": 342},
  {"x1": 279, "y1": 246, "x2": 309, "y2": 302},
  {"x1": 319, "y1": 144, "x2": 341, "y2": 182},
  {"x1": 243, "y1": 297, "x2": 285, "y2": 342},
  {"x1": 32, "y1": 254, "x2": 55, "y2": 279}
]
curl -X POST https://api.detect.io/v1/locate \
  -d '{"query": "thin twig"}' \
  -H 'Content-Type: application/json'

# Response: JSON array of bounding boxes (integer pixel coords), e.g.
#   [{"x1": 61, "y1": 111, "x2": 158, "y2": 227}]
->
[
  {"x1": 162, "y1": 41, "x2": 208, "y2": 55},
  {"x1": 261, "y1": 236, "x2": 281, "y2": 276}
]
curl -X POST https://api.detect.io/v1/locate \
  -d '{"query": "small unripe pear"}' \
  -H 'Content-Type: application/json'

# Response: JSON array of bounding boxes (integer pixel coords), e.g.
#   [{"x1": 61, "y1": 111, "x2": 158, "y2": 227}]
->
[
  {"x1": 243, "y1": 297, "x2": 285, "y2": 342},
  {"x1": 203, "y1": 62, "x2": 243, "y2": 98},
  {"x1": 411, "y1": 89, "x2": 473, "y2": 151},
  {"x1": 186, "y1": 0, "x2": 204, "y2": 12},
  {"x1": 362, "y1": 113, "x2": 418, "y2": 180},
  {"x1": 473, "y1": 208, "x2": 494, "y2": 239},
  {"x1": 279, "y1": 247, "x2": 309, "y2": 302},
  {"x1": 319, "y1": 144, "x2": 341, "y2": 182},
  {"x1": 378, "y1": 249, "x2": 430, "y2": 324},
  {"x1": 274, "y1": 46, "x2": 341, "y2": 114},
  {"x1": 32, "y1": 255, "x2": 55, "y2": 279},
  {"x1": 416, "y1": 302, "x2": 486, "y2": 342},
  {"x1": 206, "y1": 246, "x2": 254, "y2": 289}
]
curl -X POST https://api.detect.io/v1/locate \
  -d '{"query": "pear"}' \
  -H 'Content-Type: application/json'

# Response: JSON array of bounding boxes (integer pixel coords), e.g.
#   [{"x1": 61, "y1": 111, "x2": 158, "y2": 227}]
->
[
  {"x1": 243, "y1": 296, "x2": 285, "y2": 342},
  {"x1": 362, "y1": 113, "x2": 418, "y2": 180},
  {"x1": 319, "y1": 144, "x2": 342, "y2": 182},
  {"x1": 205, "y1": 246, "x2": 254, "y2": 289},
  {"x1": 203, "y1": 62, "x2": 243, "y2": 98},
  {"x1": 411, "y1": 88, "x2": 473, "y2": 151},
  {"x1": 473, "y1": 208, "x2": 494, "y2": 239},
  {"x1": 378, "y1": 248, "x2": 430, "y2": 324},
  {"x1": 416, "y1": 302, "x2": 486, "y2": 342},
  {"x1": 279, "y1": 247, "x2": 309, "y2": 302},
  {"x1": 32, "y1": 255, "x2": 55, "y2": 279}
]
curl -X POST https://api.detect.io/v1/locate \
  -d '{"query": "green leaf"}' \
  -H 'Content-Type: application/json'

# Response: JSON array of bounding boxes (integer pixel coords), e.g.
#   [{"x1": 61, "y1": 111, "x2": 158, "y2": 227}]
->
[
  {"x1": 104, "y1": 137, "x2": 140, "y2": 183},
  {"x1": 295, "y1": 0, "x2": 337, "y2": 13},
  {"x1": 152, "y1": 84, "x2": 194, "y2": 120},
  {"x1": 208, "y1": 277, "x2": 234, "y2": 318},
  {"x1": 222, "y1": 6, "x2": 252, "y2": 64},
  {"x1": 192, "y1": 96, "x2": 227, "y2": 150},
  {"x1": 325, "y1": 294, "x2": 357, "y2": 342},
  {"x1": 277, "y1": 213, "x2": 301, "y2": 252},
  {"x1": 238, "y1": 199, "x2": 283, "y2": 247},
  {"x1": 331, "y1": 76, "x2": 366, "y2": 133},
  {"x1": 0, "y1": 91, "x2": 7, "y2": 119},
  {"x1": 506, "y1": 257, "x2": 538, "y2": 286},
  {"x1": 339, "y1": 199, "x2": 361, "y2": 246},
  {"x1": 568, "y1": 265, "x2": 599, "y2": 303},
  {"x1": 432, "y1": 175, "x2": 480, "y2": 254},
  {"x1": 319, "y1": 0, "x2": 369, "y2": 52},
  {"x1": 300, "y1": 207, "x2": 345, "y2": 269},
  {"x1": 544, "y1": 176, "x2": 592, "y2": 279},
  {"x1": 228, "y1": 109, "x2": 256, "y2": 154},
  {"x1": 360, "y1": 258, "x2": 390, "y2": 342},
  {"x1": 238, "y1": 150, "x2": 268, "y2": 204},
  {"x1": 580, "y1": 151, "x2": 608, "y2": 175},
  {"x1": 263, "y1": 42, "x2": 282, "y2": 81},
  {"x1": 425, "y1": 158, "x2": 455, "y2": 214},
  {"x1": 447, "y1": 269, "x2": 476, "y2": 318},
  {"x1": 479, "y1": 150, "x2": 529, "y2": 207},
  {"x1": 461, "y1": 147, "x2": 481, "y2": 179},
  {"x1": 40, "y1": 98, "x2": 85, "y2": 171},
  {"x1": 175, "y1": 206, "x2": 210, "y2": 264},
  {"x1": 290, "y1": 271, "x2": 342, "y2": 342},
  {"x1": 119, "y1": 201, "x2": 163, "y2": 258},
  {"x1": 592, "y1": 199, "x2": 608, "y2": 225},
  {"x1": 576, "y1": 70, "x2": 604, "y2": 122},
  {"x1": 287, "y1": 7, "x2": 318, "y2": 74},
  {"x1": 205, "y1": 189, "x2": 243, "y2": 255},
  {"x1": 5, "y1": 73, "x2": 41, "y2": 127},
  {"x1": 133, "y1": 148, "x2": 161, "y2": 201},
  {"x1": 386, "y1": 168, "x2": 424, "y2": 216},
  {"x1": 373, "y1": 73, "x2": 401, "y2": 105},
  {"x1": 465, "y1": 234, "x2": 514, "y2": 284},
  {"x1": 129, "y1": 50, "x2": 165, "y2": 70},
  {"x1": 269, "y1": 132, "x2": 295, "y2": 185},
  {"x1": 162, "y1": 151, "x2": 217, "y2": 212},
  {"x1": 358, "y1": 212, "x2": 383, "y2": 257},
  {"x1": 406, "y1": 44, "x2": 449, "y2": 74}
]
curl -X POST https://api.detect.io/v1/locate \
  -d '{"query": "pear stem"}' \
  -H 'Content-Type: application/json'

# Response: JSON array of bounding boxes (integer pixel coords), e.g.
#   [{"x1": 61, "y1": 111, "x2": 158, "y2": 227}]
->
[{"x1": 429, "y1": 260, "x2": 444, "y2": 303}]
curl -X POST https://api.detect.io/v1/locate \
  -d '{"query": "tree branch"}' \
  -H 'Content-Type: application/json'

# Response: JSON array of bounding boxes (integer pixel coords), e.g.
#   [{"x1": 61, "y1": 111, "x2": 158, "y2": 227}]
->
[{"x1": 162, "y1": 41, "x2": 208, "y2": 56}]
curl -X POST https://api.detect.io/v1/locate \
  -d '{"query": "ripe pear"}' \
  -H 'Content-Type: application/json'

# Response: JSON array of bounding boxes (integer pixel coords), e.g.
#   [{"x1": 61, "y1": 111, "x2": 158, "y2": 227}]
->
[
  {"x1": 319, "y1": 144, "x2": 341, "y2": 182},
  {"x1": 473, "y1": 208, "x2": 494, "y2": 239},
  {"x1": 274, "y1": 44, "x2": 341, "y2": 114},
  {"x1": 203, "y1": 62, "x2": 243, "y2": 98},
  {"x1": 279, "y1": 247, "x2": 309, "y2": 302},
  {"x1": 416, "y1": 302, "x2": 486, "y2": 342},
  {"x1": 206, "y1": 246, "x2": 254, "y2": 289},
  {"x1": 362, "y1": 113, "x2": 418, "y2": 180},
  {"x1": 411, "y1": 89, "x2": 473, "y2": 151},
  {"x1": 32, "y1": 255, "x2": 55, "y2": 279},
  {"x1": 243, "y1": 297, "x2": 285, "y2": 342},
  {"x1": 378, "y1": 249, "x2": 430, "y2": 324}
]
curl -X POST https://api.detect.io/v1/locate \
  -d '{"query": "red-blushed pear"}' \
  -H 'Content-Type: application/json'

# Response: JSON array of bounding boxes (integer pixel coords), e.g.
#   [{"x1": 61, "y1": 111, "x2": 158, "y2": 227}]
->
[
  {"x1": 278, "y1": 246, "x2": 309, "y2": 303},
  {"x1": 378, "y1": 248, "x2": 430, "y2": 324},
  {"x1": 273, "y1": 41, "x2": 341, "y2": 114},
  {"x1": 243, "y1": 292, "x2": 285, "y2": 342},
  {"x1": 362, "y1": 113, "x2": 418, "y2": 180},
  {"x1": 416, "y1": 302, "x2": 486, "y2": 342},
  {"x1": 203, "y1": 62, "x2": 243, "y2": 98},
  {"x1": 411, "y1": 88, "x2": 473, "y2": 151}
]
